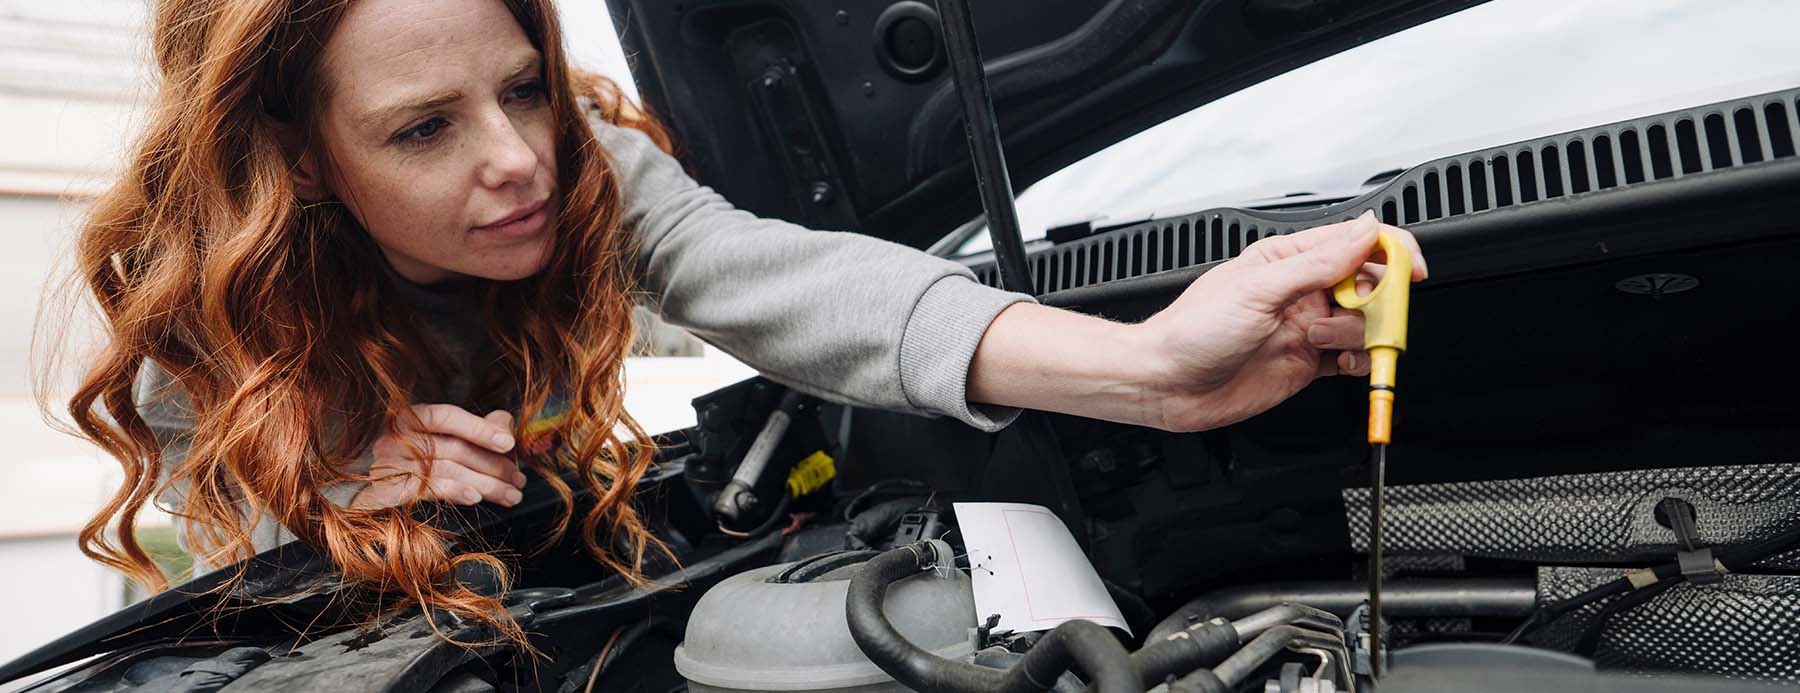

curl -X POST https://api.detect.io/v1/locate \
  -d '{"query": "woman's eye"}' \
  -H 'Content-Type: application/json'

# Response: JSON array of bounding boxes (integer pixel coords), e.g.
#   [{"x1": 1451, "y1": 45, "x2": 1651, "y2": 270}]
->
[
  {"x1": 507, "y1": 81, "x2": 545, "y2": 104},
  {"x1": 395, "y1": 117, "x2": 448, "y2": 145}
]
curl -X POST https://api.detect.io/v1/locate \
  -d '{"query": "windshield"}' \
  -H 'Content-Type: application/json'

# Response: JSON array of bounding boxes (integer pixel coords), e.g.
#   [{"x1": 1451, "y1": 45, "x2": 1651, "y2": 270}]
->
[{"x1": 954, "y1": 0, "x2": 1800, "y2": 256}]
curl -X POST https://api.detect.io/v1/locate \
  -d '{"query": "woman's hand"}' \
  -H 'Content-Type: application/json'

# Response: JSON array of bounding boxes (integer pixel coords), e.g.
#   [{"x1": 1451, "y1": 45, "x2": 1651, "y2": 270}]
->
[
  {"x1": 967, "y1": 211, "x2": 1427, "y2": 432},
  {"x1": 1135, "y1": 211, "x2": 1427, "y2": 431},
  {"x1": 349, "y1": 404, "x2": 528, "y2": 510}
]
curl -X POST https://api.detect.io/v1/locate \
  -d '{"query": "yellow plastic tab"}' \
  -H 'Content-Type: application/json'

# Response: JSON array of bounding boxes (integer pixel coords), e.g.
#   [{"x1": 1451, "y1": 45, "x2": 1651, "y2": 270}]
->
[
  {"x1": 1334, "y1": 231, "x2": 1413, "y2": 444},
  {"x1": 1332, "y1": 232, "x2": 1412, "y2": 362},
  {"x1": 786, "y1": 451, "x2": 837, "y2": 497}
]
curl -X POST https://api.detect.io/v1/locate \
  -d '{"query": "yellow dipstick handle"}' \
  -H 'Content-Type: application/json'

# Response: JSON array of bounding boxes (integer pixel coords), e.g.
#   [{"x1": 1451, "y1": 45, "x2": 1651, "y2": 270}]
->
[{"x1": 1332, "y1": 231, "x2": 1412, "y2": 444}]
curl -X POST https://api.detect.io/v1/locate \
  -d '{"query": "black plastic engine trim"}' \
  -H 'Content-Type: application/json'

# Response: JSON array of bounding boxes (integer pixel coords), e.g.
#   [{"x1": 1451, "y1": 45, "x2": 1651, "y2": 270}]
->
[{"x1": 963, "y1": 87, "x2": 1800, "y2": 304}]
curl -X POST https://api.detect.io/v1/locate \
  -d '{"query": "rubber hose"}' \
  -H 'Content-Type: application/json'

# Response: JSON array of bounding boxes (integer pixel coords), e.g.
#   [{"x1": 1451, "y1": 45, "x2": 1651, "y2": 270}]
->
[
  {"x1": 1010, "y1": 619, "x2": 1137, "y2": 693},
  {"x1": 1128, "y1": 619, "x2": 1239, "y2": 687},
  {"x1": 847, "y1": 498, "x2": 923, "y2": 546},
  {"x1": 846, "y1": 543, "x2": 1005, "y2": 692},
  {"x1": 1147, "y1": 578, "x2": 1534, "y2": 643},
  {"x1": 1212, "y1": 625, "x2": 1309, "y2": 687},
  {"x1": 846, "y1": 543, "x2": 1140, "y2": 693},
  {"x1": 1165, "y1": 669, "x2": 1228, "y2": 693}
]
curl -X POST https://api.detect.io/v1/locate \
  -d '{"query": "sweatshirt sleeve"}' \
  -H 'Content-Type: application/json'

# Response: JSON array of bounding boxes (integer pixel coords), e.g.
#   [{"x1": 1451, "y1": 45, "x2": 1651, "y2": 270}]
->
[
  {"x1": 593, "y1": 118, "x2": 1033, "y2": 431},
  {"x1": 137, "y1": 362, "x2": 368, "y2": 576}
]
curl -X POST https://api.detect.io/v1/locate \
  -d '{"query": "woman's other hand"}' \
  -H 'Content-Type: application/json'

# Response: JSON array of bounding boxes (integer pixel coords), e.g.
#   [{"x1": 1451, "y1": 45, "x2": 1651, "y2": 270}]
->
[{"x1": 350, "y1": 404, "x2": 527, "y2": 509}]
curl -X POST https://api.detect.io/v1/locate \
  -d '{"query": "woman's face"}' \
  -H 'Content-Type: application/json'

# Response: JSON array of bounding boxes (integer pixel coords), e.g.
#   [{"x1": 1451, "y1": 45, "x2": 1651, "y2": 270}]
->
[{"x1": 310, "y1": 0, "x2": 559, "y2": 285}]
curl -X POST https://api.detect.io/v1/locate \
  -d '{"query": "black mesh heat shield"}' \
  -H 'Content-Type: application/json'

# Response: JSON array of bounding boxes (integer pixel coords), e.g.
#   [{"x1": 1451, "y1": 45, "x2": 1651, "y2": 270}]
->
[
  {"x1": 1343, "y1": 463, "x2": 1800, "y2": 567},
  {"x1": 1344, "y1": 463, "x2": 1800, "y2": 680},
  {"x1": 1532, "y1": 566, "x2": 1800, "y2": 681}
]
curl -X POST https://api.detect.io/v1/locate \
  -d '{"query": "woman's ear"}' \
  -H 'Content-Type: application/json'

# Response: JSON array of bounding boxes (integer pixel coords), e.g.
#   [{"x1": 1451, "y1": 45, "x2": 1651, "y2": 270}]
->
[
  {"x1": 269, "y1": 120, "x2": 331, "y2": 202},
  {"x1": 289, "y1": 154, "x2": 330, "y2": 203}
]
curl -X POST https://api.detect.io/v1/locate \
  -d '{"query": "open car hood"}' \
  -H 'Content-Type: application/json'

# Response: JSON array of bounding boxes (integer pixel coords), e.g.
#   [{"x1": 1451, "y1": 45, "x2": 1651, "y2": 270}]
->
[
  {"x1": 11, "y1": 3, "x2": 1800, "y2": 688},
  {"x1": 605, "y1": 0, "x2": 1487, "y2": 247}
]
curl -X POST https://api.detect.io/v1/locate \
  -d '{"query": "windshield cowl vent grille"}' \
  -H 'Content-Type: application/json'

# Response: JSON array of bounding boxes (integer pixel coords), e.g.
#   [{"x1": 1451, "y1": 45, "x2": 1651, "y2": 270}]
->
[{"x1": 969, "y1": 87, "x2": 1800, "y2": 295}]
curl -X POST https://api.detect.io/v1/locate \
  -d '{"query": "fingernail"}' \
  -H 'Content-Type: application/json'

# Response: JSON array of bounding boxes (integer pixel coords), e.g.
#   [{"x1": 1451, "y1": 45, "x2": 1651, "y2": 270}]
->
[
  {"x1": 491, "y1": 431, "x2": 515, "y2": 452},
  {"x1": 463, "y1": 489, "x2": 482, "y2": 504},
  {"x1": 514, "y1": 472, "x2": 528, "y2": 488},
  {"x1": 1358, "y1": 209, "x2": 1376, "y2": 222},
  {"x1": 1343, "y1": 213, "x2": 1377, "y2": 243},
  {"x1": 504, "y1": 488, "x2": 523, "y2": 506}
]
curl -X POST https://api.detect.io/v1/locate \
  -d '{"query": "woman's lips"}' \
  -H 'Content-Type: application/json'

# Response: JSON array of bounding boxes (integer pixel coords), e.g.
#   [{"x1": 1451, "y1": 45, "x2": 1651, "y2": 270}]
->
[{"x1": 473, "y1": 199, "x2": 549, "y2": 238}]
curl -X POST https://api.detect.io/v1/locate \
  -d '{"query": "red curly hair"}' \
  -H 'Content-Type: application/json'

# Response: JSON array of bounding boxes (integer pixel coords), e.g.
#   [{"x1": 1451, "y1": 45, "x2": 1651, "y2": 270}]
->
[{"x1": 53, "y1": 0, "x2": 675, "y2": 646}]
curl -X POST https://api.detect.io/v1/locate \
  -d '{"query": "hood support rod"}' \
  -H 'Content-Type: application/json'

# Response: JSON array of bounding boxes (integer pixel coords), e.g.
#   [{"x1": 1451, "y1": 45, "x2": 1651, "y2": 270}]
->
[
  {"x1": 935, "y1": 0, "x2": 1035, "y2": 296},
  {"x1": 935, "y1": 0, "x2": 1091, "y2": 548}
]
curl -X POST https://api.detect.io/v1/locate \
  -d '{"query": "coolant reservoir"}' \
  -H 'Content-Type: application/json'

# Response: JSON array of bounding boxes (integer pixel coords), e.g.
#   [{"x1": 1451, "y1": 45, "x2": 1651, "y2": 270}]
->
[{"x1": 674, "y1": 550, "x2": 977, "y2": 692}]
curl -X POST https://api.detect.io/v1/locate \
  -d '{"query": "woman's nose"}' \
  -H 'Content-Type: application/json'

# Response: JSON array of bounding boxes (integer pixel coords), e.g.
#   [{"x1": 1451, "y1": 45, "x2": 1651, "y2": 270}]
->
[{"x1": 476, "y1": 113, "x2": 539, "y2": 190}]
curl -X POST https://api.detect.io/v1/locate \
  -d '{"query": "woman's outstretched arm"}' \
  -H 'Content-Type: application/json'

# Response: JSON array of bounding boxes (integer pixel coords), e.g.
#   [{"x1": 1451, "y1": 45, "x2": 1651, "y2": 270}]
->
[{"x1": 968, "y1": 213, "x2": 1427, "y2": 431}]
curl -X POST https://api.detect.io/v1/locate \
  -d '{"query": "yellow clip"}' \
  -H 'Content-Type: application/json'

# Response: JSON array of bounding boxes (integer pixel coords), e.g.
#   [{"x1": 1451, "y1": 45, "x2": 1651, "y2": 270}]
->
[
  {"x1": 1332, "y1": 231, "x2": 1412, "y2": 444},
  {"x1": 786, "y1": 451, "x2": 837, "y2": 497}
]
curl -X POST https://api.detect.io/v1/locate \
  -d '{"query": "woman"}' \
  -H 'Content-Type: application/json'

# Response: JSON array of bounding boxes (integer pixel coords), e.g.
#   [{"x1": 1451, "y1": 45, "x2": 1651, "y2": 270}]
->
[{"x1": 60, "y1": 0, "x2": 1425, "y2": 644}]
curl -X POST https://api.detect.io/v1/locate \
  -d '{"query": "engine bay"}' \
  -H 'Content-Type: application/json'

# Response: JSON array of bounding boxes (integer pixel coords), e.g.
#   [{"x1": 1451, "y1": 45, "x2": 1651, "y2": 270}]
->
[
  {"x1": 7, "y1": 88, "x2": 1800, "y2": 693},
  {"x1": 639, "y1": 85, "x2": 1800, "y2": 692},
  {"x1": 651, "y1": 373, "x2": 1800, "y2": 692}
]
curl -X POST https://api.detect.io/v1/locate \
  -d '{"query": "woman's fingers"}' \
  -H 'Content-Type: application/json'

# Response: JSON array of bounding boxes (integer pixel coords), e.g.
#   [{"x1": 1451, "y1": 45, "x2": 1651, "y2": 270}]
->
[
  {"x1": 359, "y1": 404, "x2": 527, "y2": 509},
  {"x1": 1392, "y1": 224, "x2": 1428, "y2": 280},
  {"x1": 1307, "y1": 315, "x2": 1365, "y2": 351},
  {"x1": 361, "y1": 405, "x2": 525, "y2": 509},
  {"x1": 1318, "y1": 349, "x2": 1371, "y2": 379},
  {"x1": 1360, "y1": 262, "x2": 1386, "y2": 291},
  {"x1": 359, "y1": 464, "x2": 428, "y2": 508},
  {"x1": 485, "y1": 409, "x2": 515, "y2": 428},
  {"x1": 1312, "y1": 303, "x2": 1372, "y2": 378},
  {"x1": 363, "y1": 455, "x2": 522, "y2": 509},
  {"x1": 1245, "y1": 212, "x2": 1429, "y2": 282},
  {"x1": 1365, "y1": 223, "x2": 1428, "y2": 281},
  {"x1": 426, "y1": 459, "x2": 523, "y2": 507},
  {"x1": 1244, "y1": 215, "x2": 1382, "y2": 308},
  {"x1": 408, "y1": 403, "x2": 516, "y2": 453},
  {"x1": 1333, "y1": 243, "x2": 1419, "y2": 302},
  {"x1": 416, "y1": 470, "x2": 475, "y2": 506},
  {"x1": 1243, "y1": 212, "x2": 1377, "y2": 265},
  {"x1": 426, "y1": 434, "x2": 526, "y2": 488},
  {"x1": 483, "y1": 409, "x2": 526, "y2": 486},
  {"x1": 1312, "y1": 309, "x2": 1371, "y2": 379}
]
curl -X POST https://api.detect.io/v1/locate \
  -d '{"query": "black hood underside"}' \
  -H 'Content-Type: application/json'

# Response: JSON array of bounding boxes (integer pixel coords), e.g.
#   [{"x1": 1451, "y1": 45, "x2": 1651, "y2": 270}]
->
[{"x1": 608, "y1": 0, "x2": 1489, "y2": 246}]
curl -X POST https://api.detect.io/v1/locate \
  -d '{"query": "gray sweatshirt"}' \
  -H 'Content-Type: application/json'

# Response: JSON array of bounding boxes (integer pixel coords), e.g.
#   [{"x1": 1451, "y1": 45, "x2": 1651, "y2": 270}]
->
[{"x1": 139, "y1": 116, "x2": 1034, "y2": 571}]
